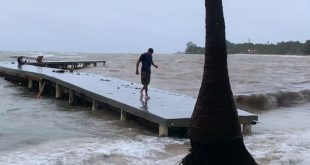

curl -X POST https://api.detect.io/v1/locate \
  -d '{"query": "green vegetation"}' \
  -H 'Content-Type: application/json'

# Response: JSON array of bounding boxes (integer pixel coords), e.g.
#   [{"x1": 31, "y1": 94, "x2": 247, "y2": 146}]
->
[
  {"x1": 185, "y1": 42, "x2": 204, "y2": 54},
  {"x1": 185, "y1": 40, "x2": 310, "y2": 55}
]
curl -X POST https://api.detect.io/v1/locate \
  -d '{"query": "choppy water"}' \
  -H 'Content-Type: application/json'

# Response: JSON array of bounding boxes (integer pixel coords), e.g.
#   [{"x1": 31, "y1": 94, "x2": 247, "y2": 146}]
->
[{"x1": 0, "y1": 52, "x2": 310, "y2": 165}]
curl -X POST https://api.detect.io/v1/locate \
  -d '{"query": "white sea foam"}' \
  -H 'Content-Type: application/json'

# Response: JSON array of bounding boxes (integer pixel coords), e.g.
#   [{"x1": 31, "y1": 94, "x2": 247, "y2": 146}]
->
[
  {"x1": 0, "y1": 136, "x2": 188, "y2": 165},
  {"x1": 246, "y1": 129, "x2": 310, "y2": 165}
]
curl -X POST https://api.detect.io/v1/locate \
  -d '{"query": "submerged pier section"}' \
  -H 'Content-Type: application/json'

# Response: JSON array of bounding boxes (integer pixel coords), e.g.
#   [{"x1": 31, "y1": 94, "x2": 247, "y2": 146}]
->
[
  {"x1": 27, "y1": 60, "x2": 106, "y2": 69},
  {"x1": 0, "y1": 62, "x2": 258, "y2": 136}
]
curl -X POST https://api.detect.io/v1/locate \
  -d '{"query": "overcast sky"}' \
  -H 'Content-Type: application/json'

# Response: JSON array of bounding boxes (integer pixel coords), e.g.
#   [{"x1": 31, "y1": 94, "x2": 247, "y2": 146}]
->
[{"x1": 0, "y1": 0, "x2": 309, "y2": 53}]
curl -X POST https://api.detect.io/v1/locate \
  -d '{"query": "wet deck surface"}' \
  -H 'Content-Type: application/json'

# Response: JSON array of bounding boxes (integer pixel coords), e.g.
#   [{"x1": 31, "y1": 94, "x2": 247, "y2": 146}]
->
[{"x1": 0, "y1": 62, "x2": 258, "y2": 128}]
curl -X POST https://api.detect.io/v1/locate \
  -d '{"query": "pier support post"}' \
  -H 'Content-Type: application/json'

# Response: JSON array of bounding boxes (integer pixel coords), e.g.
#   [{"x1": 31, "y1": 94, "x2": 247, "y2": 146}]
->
[
  {"x1": 36, "y1": 80, "x2": 46, "y2": 98},
  {"x1": 28, "y1": 79, "x2": 33, "y2": 89},
  {"x1": 55, "y1": 83, "x2": 62, "y2": 99},
  {"x1": 92, "y1": 99, "x2": 98, "y2": 111},
  {"x1": 242, "y1": 124, "x2": 252, "y2": 135},
  {"x1": 120, "y1": 110, "x2": 127, "y2": 121},
  {"x1": 159, "y1": 124, "x2": 168, "y2": 137},
  {"x1": 69, "y1": 89, "x2": 75, "y2": 104},
  {"x1": 93, "y1": 62, "x2": 97, "y2": 67},
  {"x1": 39, "y1": 80, "x2": 43, "y2": 90}
]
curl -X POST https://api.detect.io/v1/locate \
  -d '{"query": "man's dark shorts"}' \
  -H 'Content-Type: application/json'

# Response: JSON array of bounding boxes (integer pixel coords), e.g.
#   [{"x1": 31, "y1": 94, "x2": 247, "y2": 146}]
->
[{"x1": 141, "y1": 71, "x2": 151, "y2": 85}]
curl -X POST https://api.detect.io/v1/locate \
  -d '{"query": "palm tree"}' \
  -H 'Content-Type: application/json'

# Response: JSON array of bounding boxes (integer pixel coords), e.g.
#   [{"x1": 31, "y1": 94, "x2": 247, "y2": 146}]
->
[{"x1": 181, "y1": 0, "x2": 257, "y2": 164}]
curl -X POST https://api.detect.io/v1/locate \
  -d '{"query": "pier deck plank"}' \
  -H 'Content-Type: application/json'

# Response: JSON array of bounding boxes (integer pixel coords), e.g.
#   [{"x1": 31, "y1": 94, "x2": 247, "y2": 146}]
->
[{"x1": 0, "y1": 62, "x2": 258, "y2": 135}]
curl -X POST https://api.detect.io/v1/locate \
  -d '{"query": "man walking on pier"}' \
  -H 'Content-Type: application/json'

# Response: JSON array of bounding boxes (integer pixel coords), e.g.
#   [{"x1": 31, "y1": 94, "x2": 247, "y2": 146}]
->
[
  {"x1": 17, "y1": 56, "x2": 25, "y2": 65},
  {"x1": 136, "y1": 48, "x2": 158, "y2": 99}
]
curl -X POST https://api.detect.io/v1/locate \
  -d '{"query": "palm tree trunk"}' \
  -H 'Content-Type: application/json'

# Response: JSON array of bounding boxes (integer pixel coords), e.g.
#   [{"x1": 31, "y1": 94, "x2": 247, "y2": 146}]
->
[{"x1": 181, "y1": 0, "x2": 257, "y2": 164}]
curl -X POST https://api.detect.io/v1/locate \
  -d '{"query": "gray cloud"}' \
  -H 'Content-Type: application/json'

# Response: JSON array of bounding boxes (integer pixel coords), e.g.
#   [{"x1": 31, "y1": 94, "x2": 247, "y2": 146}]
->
[{"x1": 0, "y1": 0, "x2": 309, "y2": 53}]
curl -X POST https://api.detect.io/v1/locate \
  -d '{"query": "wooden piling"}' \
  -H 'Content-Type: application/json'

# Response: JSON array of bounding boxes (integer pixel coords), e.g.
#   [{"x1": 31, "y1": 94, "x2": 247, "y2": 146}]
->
[
  {"x1": 55, "y1": 83, "x2": 62, "y2": 99},
  {"x1": 36, "y1": 80, "x2": 46, "y2": 98},
  {"x1": 92, "y1": 99, "x2": 98, "y2": 111},
  {"x1": 69, "y1": 89, "x2": 75, "y2": 104},
  {"x1": 28, "y1": 79, "x2": 33, "y2": 89},
  {"x1": 243, "y1": 124, "x2": 252, "y2": 135},
  {"x1": 121, "y1": 110, "x2": 127, "y2": 121},
  {"x1": 159, "y1": 124, "x2": 168, "y2": 137}
]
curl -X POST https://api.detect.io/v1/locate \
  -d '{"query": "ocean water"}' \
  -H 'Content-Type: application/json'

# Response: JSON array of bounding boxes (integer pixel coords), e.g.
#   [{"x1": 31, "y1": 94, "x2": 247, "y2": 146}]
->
[{"x1": 0, "y1": 52, "x2": 310, "y2": 165}]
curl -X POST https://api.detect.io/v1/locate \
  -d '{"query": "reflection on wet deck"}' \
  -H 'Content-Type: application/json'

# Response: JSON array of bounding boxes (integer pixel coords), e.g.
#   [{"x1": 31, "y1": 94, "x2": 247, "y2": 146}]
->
[{"x1": 0, "y1": 62, "x2": 258, "y2": 136}]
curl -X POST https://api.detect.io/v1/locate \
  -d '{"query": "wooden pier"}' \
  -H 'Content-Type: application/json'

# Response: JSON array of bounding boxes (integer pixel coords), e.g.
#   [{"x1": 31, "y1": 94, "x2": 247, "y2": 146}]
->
[
  {"x1": 0, "y1": 62, "x2": 258, "y2": 136},
  {"x1": 27, "y1": 60, "x2": 106, "y2": 69}
]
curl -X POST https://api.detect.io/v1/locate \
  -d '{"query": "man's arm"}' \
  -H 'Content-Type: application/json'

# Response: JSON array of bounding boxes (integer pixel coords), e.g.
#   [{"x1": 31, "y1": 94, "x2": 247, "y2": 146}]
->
[
  {"x1": 152, "y1": 61, "x2": 158, "y2": 68},
  {"x1": 136, "y1": 59, "x2": 141, "y2": 75}
]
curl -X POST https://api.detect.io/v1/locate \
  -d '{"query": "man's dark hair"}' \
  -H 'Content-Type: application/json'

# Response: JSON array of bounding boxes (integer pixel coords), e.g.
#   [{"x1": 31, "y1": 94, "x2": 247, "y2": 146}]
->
[{"x1": 148, "y1": 48, "x2": 154, "y2": 53}]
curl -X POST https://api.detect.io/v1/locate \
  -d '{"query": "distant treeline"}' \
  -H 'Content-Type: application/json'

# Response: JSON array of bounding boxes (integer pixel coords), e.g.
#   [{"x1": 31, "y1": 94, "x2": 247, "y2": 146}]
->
[{"x1": 185, "y1": 40, "x2": 310, "y2": 55}]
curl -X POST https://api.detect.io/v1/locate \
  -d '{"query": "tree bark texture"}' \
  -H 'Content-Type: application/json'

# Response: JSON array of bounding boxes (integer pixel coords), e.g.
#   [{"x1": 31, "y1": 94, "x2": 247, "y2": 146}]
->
[{"x1": 181, "y1": 0, "x2": 257, "y2": 164}]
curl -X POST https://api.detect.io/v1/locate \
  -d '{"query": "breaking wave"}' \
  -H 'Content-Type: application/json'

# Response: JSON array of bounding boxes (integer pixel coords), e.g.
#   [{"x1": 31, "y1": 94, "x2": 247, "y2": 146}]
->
[{"x1": 235, "y1": 90, "x2": 310, "y2": 110}]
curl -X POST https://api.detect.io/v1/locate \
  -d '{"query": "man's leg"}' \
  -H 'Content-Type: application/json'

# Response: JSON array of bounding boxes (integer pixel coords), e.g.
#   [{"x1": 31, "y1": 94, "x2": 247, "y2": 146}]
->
[
  {"x1": 140, "y1": 71, "x2": 146, "y2": 95},
  {"x1": 144, "y1": 71, "x2": 151, "y2": 99},
  {"x1": 140, "y1": 85, "x2": 145, "y2": 95},
  {"x1": 145, "y1": 85, "x2": 150, "y2": 99}
]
